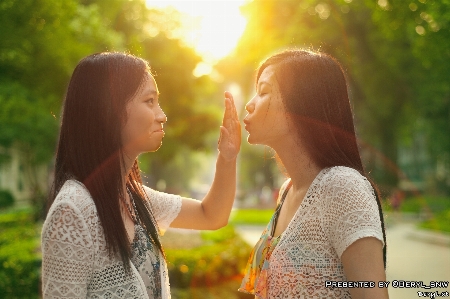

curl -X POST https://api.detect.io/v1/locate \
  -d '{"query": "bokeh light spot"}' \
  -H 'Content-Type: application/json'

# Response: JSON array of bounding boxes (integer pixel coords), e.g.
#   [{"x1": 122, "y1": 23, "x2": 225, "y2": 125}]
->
[{"x1": 415, "y1": 25, "x2": 426, "y2": 35}]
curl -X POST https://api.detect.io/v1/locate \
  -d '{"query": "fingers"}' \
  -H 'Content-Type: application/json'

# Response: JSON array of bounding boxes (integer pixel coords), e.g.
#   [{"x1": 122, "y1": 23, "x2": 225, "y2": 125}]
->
[
  {"x1": 218, "y1": 126, "x2": 229, "y2": 149},
  {"x1": 224, "y1": 91, "x2": 239, "y2": 123},
  {"x1": 218, "y1": 92, "x2": 241, "y2": 160},
  {"x1": 221, "y1": 91, "x2": 241, "y2": 142},
  {"x1": 222, "y1": 97, "x2": 230, "y2": 127},
  {"x1": 218, "y1": 125, "x2": 226, "y2": 145},
  {"x1": 224, "y1": 91, "x2": 233, "y2": 100},
  {"x1": 223, "y1": 99, "x2": 232, "y2": 129}
]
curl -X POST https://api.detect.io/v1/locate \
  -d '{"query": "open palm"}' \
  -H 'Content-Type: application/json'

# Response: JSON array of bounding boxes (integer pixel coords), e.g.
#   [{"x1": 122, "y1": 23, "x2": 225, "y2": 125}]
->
[{"x1": 218, "y1": 91, "x2": 241, "y2": 161}]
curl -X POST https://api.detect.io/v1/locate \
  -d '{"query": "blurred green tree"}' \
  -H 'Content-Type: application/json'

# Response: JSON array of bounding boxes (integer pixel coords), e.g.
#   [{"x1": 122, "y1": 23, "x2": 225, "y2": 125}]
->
[
  {"x1": 0, "y1": 0, "x2": 122, "y2": 217},
  {"x1": 0, "y1": 0, "x2": 223, "y2": 214},
  {"x1": 138, "y1": 31, "x2": 222, "y2": 191}
]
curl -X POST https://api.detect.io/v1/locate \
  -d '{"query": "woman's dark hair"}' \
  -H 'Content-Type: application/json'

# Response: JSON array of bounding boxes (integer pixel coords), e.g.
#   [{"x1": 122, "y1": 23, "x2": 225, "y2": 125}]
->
[
  {"x1": 257, "y1": 49, "x2": 387, "y2": 267},
  {"x1": 48, "y1": 52, "x2": 163, "y2": 271}
]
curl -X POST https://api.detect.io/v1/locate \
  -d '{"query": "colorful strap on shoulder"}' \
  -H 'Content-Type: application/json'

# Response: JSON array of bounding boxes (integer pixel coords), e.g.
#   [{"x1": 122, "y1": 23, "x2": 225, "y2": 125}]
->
[{"x1": 238, "y1": 179, "x2": 292, "y2": 298}]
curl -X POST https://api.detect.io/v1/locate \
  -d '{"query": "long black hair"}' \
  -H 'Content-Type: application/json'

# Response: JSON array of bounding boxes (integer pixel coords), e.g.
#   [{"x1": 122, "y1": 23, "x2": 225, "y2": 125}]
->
[
  {"x1": 257, "y1": 49, "x2": 387, "y2": 267},
  {"x1": 48, "y1": 52, "x2": 163, "y2": 271}
]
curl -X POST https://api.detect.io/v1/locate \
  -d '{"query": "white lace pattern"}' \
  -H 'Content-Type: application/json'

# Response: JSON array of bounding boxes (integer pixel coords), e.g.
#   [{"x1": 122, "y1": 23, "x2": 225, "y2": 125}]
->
[
  {"x1": 267, "y1": 167, "x2": 384, "y2": 298},
  {"x1": 41, "y1": 180, "x2": 182, "y2": 299}
]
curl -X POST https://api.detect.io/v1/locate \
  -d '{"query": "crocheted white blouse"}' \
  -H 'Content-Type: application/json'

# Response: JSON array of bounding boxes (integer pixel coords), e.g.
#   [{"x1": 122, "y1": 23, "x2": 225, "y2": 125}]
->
[
  {"x1": 240, "y1": 166, "x2": 384, "y2": 298},
  {"x1": 41, "y1": 180, "x2": 182, "y2": 299}
]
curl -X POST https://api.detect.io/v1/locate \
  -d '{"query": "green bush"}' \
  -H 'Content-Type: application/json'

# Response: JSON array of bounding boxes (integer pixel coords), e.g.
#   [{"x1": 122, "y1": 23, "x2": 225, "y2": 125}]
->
[
  {"x1": 0, "y1": 190, "x2": 14, "y2": 209},
  {"x1": 401, "y1": 196, "x2": 450, "y2": 213},
  {"x1": 165, "y1": 225, "x2": 252, "y2": 289},
  {"x1": 171, "y1": 279, "x2": 254, "y2": 299},
  {"x1": 383, "y1": 196, "x2": 450, "y2": 233},
  {"x1": 383, "y1": 196, "x2": 450, "y2": 214},
  {"x1": 0, "y1": 209, "x2": 41, "y2": 298}
]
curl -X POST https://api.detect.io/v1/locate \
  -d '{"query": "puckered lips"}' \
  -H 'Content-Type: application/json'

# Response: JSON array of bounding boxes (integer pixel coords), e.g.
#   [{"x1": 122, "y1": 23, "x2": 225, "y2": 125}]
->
[{"x1": 243, "y1": 117, "x2": 250, "y2": 131}]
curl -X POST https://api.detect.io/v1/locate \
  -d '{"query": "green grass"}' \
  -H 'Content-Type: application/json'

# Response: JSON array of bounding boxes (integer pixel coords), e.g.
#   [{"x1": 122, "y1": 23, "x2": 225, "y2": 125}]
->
[
  {"x1": 201, "y1": 225, "x2": 237, "y2": 242},
  {"x1": 229, "y1": 209, "x2": 274, "y2": 225}
]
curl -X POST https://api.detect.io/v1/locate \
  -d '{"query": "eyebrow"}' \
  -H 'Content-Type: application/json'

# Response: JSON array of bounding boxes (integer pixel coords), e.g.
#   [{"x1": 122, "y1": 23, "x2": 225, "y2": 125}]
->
[
  {"x1": 258, "y1": 81, "x2": 272, "y2": 88},
  {"x1": 142, "y1": 90, "x2": 160, "y2": 97}
]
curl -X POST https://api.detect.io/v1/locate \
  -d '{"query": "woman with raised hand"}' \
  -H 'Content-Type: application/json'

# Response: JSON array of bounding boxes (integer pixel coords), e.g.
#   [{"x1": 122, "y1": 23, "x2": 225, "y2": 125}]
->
[
  {"x1": 41, "y1": 52, "x2": 240, "y2": 299},
  {"x1": 238, "y1": 50, "x2": 388, "y2": 299}
]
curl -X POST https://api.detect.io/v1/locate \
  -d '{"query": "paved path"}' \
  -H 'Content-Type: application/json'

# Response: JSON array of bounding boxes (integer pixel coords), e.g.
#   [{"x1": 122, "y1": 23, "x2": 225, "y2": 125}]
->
[
  {"x1": 385, "y1": 223, "x2": 450, "y2": 298},
  {"x1": 235, "y1": 223, "x2": 450, "y2": 299}
]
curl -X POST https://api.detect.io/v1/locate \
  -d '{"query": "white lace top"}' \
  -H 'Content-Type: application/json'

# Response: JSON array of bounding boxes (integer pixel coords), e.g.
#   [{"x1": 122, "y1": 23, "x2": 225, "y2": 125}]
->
[
  {"x1": 241, "y1": 166, "x2": 384, "y2": 298},
  {"x1": 41, "y1": 180, "x2": 182, "y2": 299}
]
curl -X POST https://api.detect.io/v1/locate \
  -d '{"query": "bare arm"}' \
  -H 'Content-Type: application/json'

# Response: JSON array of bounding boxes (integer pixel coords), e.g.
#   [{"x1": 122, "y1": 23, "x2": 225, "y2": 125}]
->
[
  {"x1": 341, "y1": 237, "x2": 389, "y2": 299},
  {"x1": 170, "y1": 91, "x2": 241, "y2": 230}
]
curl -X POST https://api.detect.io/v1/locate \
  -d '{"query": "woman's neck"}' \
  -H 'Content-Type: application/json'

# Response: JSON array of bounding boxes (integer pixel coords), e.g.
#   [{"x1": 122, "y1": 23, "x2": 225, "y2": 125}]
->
[
  {"x1": 272, "y1": 137, "x2": 322, "y2": 193},
  {"x1": 121, "y1": 151, "x2": 137, "y2": 194}
]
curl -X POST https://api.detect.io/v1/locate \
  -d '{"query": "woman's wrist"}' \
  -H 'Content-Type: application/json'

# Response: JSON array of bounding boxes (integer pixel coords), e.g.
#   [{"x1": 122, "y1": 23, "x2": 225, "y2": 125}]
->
[{"x1": 217, "y1": 151, "x2": 237, "y2": 164}]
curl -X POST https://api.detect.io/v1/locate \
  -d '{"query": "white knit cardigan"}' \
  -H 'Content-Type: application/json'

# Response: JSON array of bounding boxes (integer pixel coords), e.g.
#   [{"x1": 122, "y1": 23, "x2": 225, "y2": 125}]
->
[{"x1": 41, "y1": 180, "x2": 182, "y2": 299}]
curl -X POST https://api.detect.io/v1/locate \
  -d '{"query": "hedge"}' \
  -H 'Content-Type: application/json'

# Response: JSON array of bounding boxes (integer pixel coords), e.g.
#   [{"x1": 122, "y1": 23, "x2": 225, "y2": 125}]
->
[
  {"x1": 0, "y1": 190, "x2": 14, "y2": 209},
  {"x1": 0, "y1": 209, "x2": 41, "y2": 298},
  {"x1": 165, "y1": 225, "x2": 252, "y2": 289}
]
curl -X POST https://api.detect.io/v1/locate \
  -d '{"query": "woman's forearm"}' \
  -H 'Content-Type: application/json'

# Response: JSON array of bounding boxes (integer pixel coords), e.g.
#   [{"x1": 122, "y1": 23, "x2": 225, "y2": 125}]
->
[{"x1": 199, "y1": 153, "x2": 237, "y2": 228}]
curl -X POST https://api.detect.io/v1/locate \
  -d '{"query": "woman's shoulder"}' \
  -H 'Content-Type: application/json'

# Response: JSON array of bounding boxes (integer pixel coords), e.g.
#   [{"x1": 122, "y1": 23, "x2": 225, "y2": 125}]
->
[
  {"x1": 142, "y1": 184, "x2": 181, "y2": 202},
  {"x1": 141, "y1": 184, "x2": 182, "y2": 233},
  {"x1": 317, "y1": 166, "x2": 375, "y2": 206},
  {"x1": 321, "y1": 166, "x2": 371, "y2": 189},
  {"x1": 142, "y1": 184, "x2": 158, "y2": 196},
  {"x1": 316, "y1": 167, "x2": 377, "y2": 213},
  {"x1": 50, "y1": 179, "x2": 97, "y2": 216},
  {"x1": 43, "y1": 180, "x2": 100, "y2": 245}
]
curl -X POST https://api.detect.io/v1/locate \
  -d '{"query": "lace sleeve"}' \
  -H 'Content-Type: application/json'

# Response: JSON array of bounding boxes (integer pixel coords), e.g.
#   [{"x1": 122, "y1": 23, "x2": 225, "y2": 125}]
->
[
  {"x1": 143, "y1": 186, "x2": 182, "y2": 234},
  {"x1": 41, "y1": 201, "x2": 94, "y2": 298},
  {"x1": 321, "y1": 167, "x2": 384, "y2": 259}
]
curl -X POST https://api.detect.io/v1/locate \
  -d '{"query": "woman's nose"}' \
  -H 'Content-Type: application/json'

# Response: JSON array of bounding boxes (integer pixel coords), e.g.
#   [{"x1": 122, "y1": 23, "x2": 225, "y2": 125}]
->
[
  {"x1": 245, "y1": 99, "x2": 255, "y2": 113},
  {"x1": 157, "y1": 107, "x2": 167, "y2": 123}
]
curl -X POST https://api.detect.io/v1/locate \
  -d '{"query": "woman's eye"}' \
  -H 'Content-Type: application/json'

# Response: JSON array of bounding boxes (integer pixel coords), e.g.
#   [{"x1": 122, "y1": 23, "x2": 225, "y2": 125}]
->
[{"x1": 146, "y1": 98, "x2": 154, "y2": 104}]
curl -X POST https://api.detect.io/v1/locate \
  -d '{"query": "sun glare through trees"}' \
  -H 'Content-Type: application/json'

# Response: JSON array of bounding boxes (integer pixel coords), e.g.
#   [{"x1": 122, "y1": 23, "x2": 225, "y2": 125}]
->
[{"x1": 146, "y1": 0, "x2": 247, "y2": 76}]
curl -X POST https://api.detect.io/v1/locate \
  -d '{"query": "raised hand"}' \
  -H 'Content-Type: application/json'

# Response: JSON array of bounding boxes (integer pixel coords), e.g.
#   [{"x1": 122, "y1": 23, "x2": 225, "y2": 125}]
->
[
  {"x1": 172, "y1": 92, "x2": 241, "y2": 231},
  {"x1": 218, "y1": 91, "x2": 241, "y2": 161}
]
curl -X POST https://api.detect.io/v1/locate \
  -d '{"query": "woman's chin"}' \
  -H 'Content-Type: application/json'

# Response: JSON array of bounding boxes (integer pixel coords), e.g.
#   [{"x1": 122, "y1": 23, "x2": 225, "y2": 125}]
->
[
  {"x1": 150, "y1": 142, "x2": 163, "y2": 152},
  {"x1": 247, "y1": 136, "x2": 271, "y2": 147},
  {"x1": 142, "y1": 140, "x2": 164, "y2": 153},
  {"x1": 246, "y1": 135, "x2": 259, "y2": 145}
]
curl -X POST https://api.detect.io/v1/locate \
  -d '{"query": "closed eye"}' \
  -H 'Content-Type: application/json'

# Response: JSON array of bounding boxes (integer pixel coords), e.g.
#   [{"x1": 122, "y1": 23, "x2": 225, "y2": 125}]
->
[{"x1": 146, "y1": 98, "x2": 154, "y2": 104}]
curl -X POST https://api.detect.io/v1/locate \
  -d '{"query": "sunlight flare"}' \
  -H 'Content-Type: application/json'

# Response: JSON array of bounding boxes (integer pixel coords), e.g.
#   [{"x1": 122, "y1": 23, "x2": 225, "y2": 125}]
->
[{"x1": 146, "y1": 0, "x2": 247, "y2": 64}]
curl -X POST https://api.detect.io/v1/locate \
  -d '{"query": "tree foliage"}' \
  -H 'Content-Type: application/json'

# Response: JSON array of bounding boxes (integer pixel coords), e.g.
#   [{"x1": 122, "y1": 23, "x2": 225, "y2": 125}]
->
[
  {"x1": 0, "y1": 0, "x2": 223, "y2": 209},
  {"x1": 0, "y1": 0, "x2": 123, "y2": 154}
]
